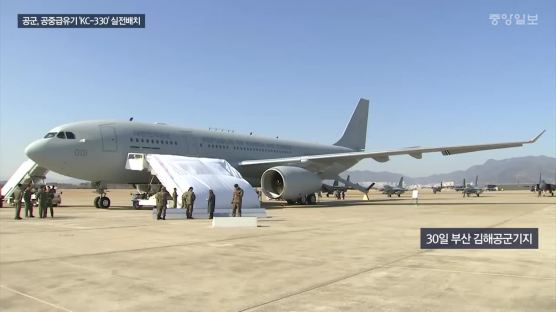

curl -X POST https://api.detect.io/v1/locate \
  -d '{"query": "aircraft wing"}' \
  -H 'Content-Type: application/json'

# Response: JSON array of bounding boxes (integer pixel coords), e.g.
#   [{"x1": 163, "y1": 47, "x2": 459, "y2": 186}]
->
[{"x1": 238, "y1": 131, "x2": 545, "y2": 175}]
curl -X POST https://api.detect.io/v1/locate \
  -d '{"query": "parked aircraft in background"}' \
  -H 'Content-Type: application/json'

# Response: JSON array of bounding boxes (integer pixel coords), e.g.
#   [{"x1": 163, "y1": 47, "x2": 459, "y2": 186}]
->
[
  {"x1": 381, "y1": 177, "x2": 407, "y2": 197},
  {"x1": 432, "y1": 182, "x2": 443, "y2": 194},
  {"x1": 322, "y1": 175, "x2": 350, "y2": 196},
  {"x1": 15, "y1": 98, "x2": 545, "y2": 208},
  {"x1": 534, "y1": 173, "x2": 554, "y2": 196},
  {"x1": 462, "y1": 176, "x2": 484, "y2": 197}
]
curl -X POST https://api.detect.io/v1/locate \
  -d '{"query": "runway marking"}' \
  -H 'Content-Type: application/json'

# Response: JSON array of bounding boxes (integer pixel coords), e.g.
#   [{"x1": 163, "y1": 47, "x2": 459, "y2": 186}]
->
[
  {"x1": 383, "y1": 265, "x2": 555, "y2": 280},
  {"x1": 0, "y1": 219, "x2": 370, "y2": 265},
  {"x1": 0, "y1": 284, "x2": 73, "y2": 312},
  {"x1": 238, "y1": 204, "x2": 555, "y2": 311},
  {"x1": 238, "y1": 250, "x2": 431, "y2": 312}
]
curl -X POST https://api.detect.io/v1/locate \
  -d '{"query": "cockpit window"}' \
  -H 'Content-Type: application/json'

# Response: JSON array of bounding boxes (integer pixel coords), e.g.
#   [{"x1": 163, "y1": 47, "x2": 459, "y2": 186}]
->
[
  {"x1": 44, "y1": 132, "x2": 56, "y2": 138},
  {"x1": 56, "y1": 132, "x2": 66, "y2": 139},
  {"x1": 66, "y1": 132, "x2": 76, "y2": 139}
]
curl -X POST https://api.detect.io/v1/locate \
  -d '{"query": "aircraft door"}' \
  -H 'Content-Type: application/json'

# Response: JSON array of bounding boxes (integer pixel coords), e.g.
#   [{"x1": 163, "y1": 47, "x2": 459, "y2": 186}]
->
[{"x1": 100, "y1": 125, "x2": 118, "y2": 152}]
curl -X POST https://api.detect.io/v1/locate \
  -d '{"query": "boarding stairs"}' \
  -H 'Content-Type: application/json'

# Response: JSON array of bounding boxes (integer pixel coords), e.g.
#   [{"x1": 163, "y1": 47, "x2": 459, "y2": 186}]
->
[
  {"x1": 126, "y1": 153, "x2": 265, "y2": 218},
  {"x1": 1, "y1": 159, "x2": 49, "y2": 202}
]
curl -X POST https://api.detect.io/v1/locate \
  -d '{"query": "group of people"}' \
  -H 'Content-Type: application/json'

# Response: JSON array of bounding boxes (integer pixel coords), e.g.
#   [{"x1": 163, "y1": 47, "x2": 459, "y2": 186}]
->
[
  {"x1": 335, "y1": 190, "x2": 346, "y2": 200},
  {"x1": 155, "y1": 184, "x2": 244, "y2": 220},
  {"x1": 12, "y1": 183, "x2": 56, "y2": 220}
]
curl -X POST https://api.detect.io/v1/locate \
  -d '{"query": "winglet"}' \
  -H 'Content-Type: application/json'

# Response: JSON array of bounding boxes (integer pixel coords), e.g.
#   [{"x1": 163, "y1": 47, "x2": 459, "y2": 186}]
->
[{"x1": 530, "y1": 130, "x2": 546, "y2": 143}]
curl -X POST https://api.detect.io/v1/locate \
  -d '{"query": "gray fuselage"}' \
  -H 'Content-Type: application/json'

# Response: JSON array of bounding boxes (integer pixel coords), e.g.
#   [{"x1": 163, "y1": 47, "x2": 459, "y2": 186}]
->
[{"x1": 25, "y1": 120, "x2": 355, "y2": 186}]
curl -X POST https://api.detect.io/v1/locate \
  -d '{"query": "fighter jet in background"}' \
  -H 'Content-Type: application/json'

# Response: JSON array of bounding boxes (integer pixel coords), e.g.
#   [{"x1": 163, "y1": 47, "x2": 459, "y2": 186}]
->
[
  {"x1": 382, "y1": 177, "x2": 407, "y2": 197},
  {"x1": 462, "y1": 176, "x2": 484, "y2": 197},
  {"x1": 321, "y1": 175, "x2": 350, "y2": 196},
  {"x1": 432, "y1": 182, "x2": 443, "y2": 194},
  {"x1": 534, "y1": 173, "x2": 554, "y2": 197}
]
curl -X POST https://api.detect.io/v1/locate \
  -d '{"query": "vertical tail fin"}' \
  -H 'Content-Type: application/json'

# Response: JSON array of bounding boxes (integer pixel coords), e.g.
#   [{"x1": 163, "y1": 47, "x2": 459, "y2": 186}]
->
[
  {"x1": 398, "y1": 177, "x2": 404, "y2": 188},
  {"x1": 475, "y1": 175, "x2": 479, "y2": 186},
  {"x1": 334, "y1": 98, "x2": 369, "y2": 151}
]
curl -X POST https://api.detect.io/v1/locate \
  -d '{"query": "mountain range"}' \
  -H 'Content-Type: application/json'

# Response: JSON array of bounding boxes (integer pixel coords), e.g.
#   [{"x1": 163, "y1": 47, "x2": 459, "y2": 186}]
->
[{"x1": 345, "y1": 156, "x2": 556, "y2": 185}]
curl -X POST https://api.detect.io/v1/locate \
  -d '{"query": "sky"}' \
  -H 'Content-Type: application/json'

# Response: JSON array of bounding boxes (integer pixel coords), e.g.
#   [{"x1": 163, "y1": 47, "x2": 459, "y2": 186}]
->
[{"x1": 1, "y1": 0, "x2": 555, "y2": 181}]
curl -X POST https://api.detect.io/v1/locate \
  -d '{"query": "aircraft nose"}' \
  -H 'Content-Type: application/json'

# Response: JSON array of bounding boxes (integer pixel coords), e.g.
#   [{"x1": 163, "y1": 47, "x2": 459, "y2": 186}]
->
[{"x1": 25, "y1": 140, "x2": 48, "y2": 164}]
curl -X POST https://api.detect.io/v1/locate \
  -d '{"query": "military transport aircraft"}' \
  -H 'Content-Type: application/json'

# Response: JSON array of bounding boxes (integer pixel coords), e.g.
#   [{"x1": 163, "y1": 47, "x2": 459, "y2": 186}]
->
[{"x1": 21, "y1": 98, "x2": 545, "y2": 208}]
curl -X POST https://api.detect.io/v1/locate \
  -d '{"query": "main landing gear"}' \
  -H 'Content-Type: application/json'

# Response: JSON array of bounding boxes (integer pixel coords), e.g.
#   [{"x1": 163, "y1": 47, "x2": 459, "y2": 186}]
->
[
  {"x1": 286, "y1": 193, "x2": 317, "y2": 205},
  {"x1": 92, "y1": 182, "x2": 111, "y2": 209},
  {"x1": 94, "y1": 195, "x2": 111, "y2": 209}
]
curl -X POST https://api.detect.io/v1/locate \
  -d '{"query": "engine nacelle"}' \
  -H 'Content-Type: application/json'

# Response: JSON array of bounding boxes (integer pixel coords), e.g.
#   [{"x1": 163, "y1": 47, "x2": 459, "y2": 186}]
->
[{"x1": 261, "y1": 166, "x2": 322, "y2": 200}]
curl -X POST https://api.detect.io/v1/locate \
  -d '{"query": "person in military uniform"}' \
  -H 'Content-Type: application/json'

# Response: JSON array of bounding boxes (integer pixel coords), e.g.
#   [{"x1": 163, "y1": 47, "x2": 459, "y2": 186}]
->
[
  {"x1": 23, "y1": 184, "x2": 34, "y2": 218},
  {"x1": 46, "y1": 186, "x2": 55, "y2": 218},
  {"x1": 42, "y1": 185, "x2": 54, "y2": 218},
  {"x1": 12, "y1": 183, "x2": 23, "y2": 220},
  {"x1": 36, "y1": 186, "x2": 48, "y2": 219},
  {"x1": 155, "y1": 186, "x2": 168, "y2": 220},
  {"x1": 231, "y1": 184, "x2": 244, "y2": 217},
  {"x1": 181, "y1": 189, "x2": 188, "y2": 210},
  {"x1": 172, "y1": 188, "x2": 178, "y2": 208},
  {"x1": 207, "y1": 189, "x2": 215, "y2": 219},
  {"x1": 184, "y1": 187, "x2": 196, "y2": 219}
]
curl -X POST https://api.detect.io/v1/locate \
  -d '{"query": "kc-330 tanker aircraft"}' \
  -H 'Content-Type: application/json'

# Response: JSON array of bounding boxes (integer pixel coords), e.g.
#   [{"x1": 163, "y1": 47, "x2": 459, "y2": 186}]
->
[{"x1": 9, "y1": 98, "x2": 544, "y2": 208}]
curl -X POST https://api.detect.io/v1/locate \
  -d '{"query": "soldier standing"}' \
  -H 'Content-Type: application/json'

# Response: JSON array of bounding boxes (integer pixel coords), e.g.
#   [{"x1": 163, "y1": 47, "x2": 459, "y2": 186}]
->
[
  {"x1": 13, "y1": 183, "x2": 23, "y2": 220},
  {"x1": 207, "y1": 189, "x2": 215, "y2": 219},
  {"x1": 172, "y1": 188, "x2": 178, "y2": 208},
  {"x1": 231, "y1": 184, "x2": 244, "y2": 217},
  {"x1": 181, "y1": 190, "x2": 188, "y2": 209},
  {"x1": 36, "y1": 186, "x2": 48, "y2": 219},
  {"x1": 186, "y1": 187, "x2": 196, "y2": 219},
  {"x1": 155, "y1": 187, "x2": 168, "y2": 220},
  {"x1": 23, "y1": 184, "x2": 34, "y2": 218},
  {"x1": 44, "y1": 186, "x2": 54, "y2": 218}
]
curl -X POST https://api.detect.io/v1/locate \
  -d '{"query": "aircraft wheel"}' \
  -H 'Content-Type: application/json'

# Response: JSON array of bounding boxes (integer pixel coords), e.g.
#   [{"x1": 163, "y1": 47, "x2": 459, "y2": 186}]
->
[
  {"x1": 94, "y1": 196, "x2": 101, "y2": 208},
  {"x1": 299, "y1": 196, "x2": 307, "y2": 205},
  {"x1": 99, "y1": 197, "x2": 111, "y2": 209},
  {"x1": 307, "y1": 194, "x2": 316, "y2": 205},
  {"x1": 397, "y1": 194, "x2": 401, "y2": 197},
  {"x1": 477, "y1": 194, "x2": 480, "y2": 197}
]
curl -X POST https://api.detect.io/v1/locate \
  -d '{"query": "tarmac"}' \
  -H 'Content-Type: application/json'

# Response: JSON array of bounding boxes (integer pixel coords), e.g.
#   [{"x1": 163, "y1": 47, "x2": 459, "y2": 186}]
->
[{"x1": 0, "y1": 189, "x2": 554, "y2": 311}]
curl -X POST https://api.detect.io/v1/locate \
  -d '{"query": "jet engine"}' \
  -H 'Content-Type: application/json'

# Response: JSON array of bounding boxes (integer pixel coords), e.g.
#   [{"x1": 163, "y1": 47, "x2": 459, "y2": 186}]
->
[{"x1": 261, "y1": 166, "x2": 322, "y2": 203}]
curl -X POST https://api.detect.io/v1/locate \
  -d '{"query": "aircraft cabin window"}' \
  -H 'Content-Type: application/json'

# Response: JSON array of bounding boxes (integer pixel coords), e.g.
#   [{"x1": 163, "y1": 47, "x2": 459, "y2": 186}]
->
[
  {"x1": 66, "y1": 132, "x2": 76, "y2": 139},
  {"x1": 44, "y1": 132, "x2": 56, "y2": 138},
  {"x1": 57, "y1": 132, "x2": 66, "y2": 139}
]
